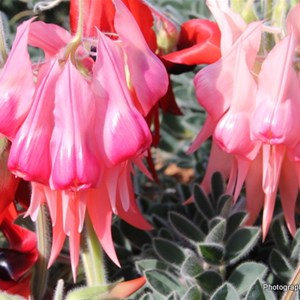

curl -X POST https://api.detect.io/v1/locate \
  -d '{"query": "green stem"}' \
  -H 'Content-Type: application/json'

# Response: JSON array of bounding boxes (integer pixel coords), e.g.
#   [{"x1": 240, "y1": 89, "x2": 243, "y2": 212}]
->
[
  {"x1": 31, "y1": 204, "x2": 51, "y2": 300},
  {"x1": 81, "y1": 214, "x2": 107, "y2": 287}
]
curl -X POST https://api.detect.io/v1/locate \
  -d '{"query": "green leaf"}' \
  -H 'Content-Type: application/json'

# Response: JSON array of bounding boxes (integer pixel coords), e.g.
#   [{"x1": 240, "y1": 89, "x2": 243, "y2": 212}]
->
[
  {"x1": 225, "y1": 227, "x2": 260, "y2": 264},
  {"x1": 153, "y1": 238, "x2": 185, "y2": 265},
  {"x1": 0, "y1": 292, "x2": 26, "y2": 300},
  {"x1": 228, "y1": 262, "x2": 268, "y2": 295},
  {"x1": 182, "y1": 286, "x2": 202, "y2": 300},
  {"x1": 65, "y1": 286, "x2": 108, "y2": 300},
  {"x1": 135, "y1": 259, "x2": 168, "y2": 274},
  {"x1": 269, "y1": 249, "x2": 294, "y2": 282},
  {"x1": 145, "y1": 270, "x2": 181, "y2": 296},
  {"x1": 270, "y1": 216, "x2": 291, "y2": 256},
  {"x1": 211, "y1": 283, "x2": 240, "y2": 300},
  {"x1": 211, "y1": 172, "x2": 225, "y2": 202},
  {"x1": 140, "y1": 293, "x2": 155, "y2": 300},
  {"x1": 196, "y1": 270, "x2": 223, "y2": 294},
  {"x1": 120, "y1": 220, "x2": 152, "y2": 249},
  {"x1": 217, "y1": 195, "x2": 233, "y2": 217},
  {"x1": 198, "y1": 243, "x2": 224, "y2": 265},
  {"x1": 168, "y1": 211, "x2": 204, "y2": 242},
  {"x1": 206, "y1": 218, "x2": 226, "y2": 243},
  {"x1": 246, "y1": 280, "x2": 266, "y2": 300},
  {"x1": 166, "y1": 291, "x2": 181, "y2": 300},
  {"x1": 181, "y1": 255, "x2": 203, "y2": 278},
  {"x1": 225, "y1": 212, "x2": 248, "y2": 240},
  {"x1": 193, "y1": 184, "x2": 215, "y2": 220}
]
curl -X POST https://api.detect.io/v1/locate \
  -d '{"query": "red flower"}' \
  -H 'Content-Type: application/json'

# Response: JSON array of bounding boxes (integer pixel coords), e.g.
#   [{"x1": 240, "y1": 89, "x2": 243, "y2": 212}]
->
[{"x1": 0, "y1": 205, "x2": 38, "y2": 298}]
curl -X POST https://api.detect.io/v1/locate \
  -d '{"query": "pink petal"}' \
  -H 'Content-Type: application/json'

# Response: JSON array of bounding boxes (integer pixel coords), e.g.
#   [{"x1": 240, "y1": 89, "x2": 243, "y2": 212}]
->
[
  {"x1": 279, "y1": 156, "x2": 298, "y2": 236},
  {"x1": 214, "y1": 37, "x2": 261, "y2": 160},
  {"x1": 47, "y1": 190, "x2": 66, "y2": 268},
  {"x1": 251, "y1": 34, "x2": 300, "y2": 147},
  {"x1": 114, "y1": 0, "x2": 169, "y2": 116},
  {"x1": 0, "y1": 19, "x2": 35, "y2": 139},
  {"x1": 25, "y1": 182, "x2": 46, "y2": 221},
  {"x1": 245, "y1": 152, "x2": 264, "y2": 225},
  {"x1": 8, "y1": 60, "x2": 59, "y2": 185},
  {"x1": 87, "y1": 188, "x2": 120, "y2": 267},
  {"x1": 200, "y1": 140, "x2": 232, "y2": 193},
  {"x1": 93, "y1": 30, "x2": 152, "y2": 165},
  {"x1": 206, "y1": 0, "x2": 246, "y2": 54},
  {"x1": 261, "y1": 144, "x2": 285, "y2": 238},
  {"x1": 187, "y1": 117, "x2": 217, "y2": 153},
  {"x1": 50, "y1": 60, "x2": 102, "y2": 190},
  {"x1": 28, "y1": 21, "x2": 71, "y2": 58},
  {"x1": 194, "y1": 22, "x2": 262, "y2": 122}
]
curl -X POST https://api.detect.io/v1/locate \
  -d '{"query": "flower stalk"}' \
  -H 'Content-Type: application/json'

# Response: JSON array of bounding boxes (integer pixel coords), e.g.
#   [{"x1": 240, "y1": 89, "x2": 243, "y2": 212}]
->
[
  {"x1": 31, "y1": 204, "x2": 51, "y2": 300},
  {"x1": 81, "y1": 213, "x2": 107, "y2": 287}
]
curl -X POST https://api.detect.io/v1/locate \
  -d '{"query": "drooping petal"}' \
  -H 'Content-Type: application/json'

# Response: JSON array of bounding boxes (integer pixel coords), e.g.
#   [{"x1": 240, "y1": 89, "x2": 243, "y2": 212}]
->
[
  {"x1": 93, "y1": 29, "x2": 152, "y2": 165},
  {"x1": 245, "y1": 151, "x2": 264, "y2": 226},
  {"x1": 200, "y1": 140, "x2": 233, "y2": 193},
  {"x1": 87, "y1": 188, "x2": 120, "y2": 267},
  {"x1": 28, "y1": 21, "x2": 71, "y2": 58},
  {"x1": 121, "y1": 0, "x2": 157, "y2": 52},
  {"x1": 109, "y1": 277, "x2": 146, "y2": 299},
  {"x1": 47, "y1": 189, "x2": 66, "y2": 268},
  {"x1": 70, "y1": 0, "x2": 115, "y2": 36},
  {"x1": 194, "y1": 22, "x2": 262, "y2": 122},
  {"x1": 279, "y1": 156, "x2": 298, "y2": 236},
  {"x1": 261, "y1": 144, "x2": 285, "y2": 238},
  {"x1": 114, "y1": 0, "x2": 168, "y2": 116},
  {"x1": 214, "y1": 35, "x2": 261, "y2": 160},
  {"x1": 0, "y1": 19, "x2": 35, "y2": 139},
  {"x1": 8, "y1": 60, "x2": 59, "y2": 185},
  {"x1": 206, "y1": 0, "x2": 246, "y2": 54},
  {"x1": 251, "y1": 34, "x2": 300, "y2": 148},
  {"x1": 162, "y1": 19, "x2": 221, "y2": 65},
  {"x1": 50, "y1": 60, "x2": 102, "y2": 190}
]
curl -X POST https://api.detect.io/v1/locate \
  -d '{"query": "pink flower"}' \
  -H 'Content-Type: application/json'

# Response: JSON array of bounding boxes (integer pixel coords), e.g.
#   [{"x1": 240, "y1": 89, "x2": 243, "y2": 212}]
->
[
  {"x1": 190, "y1": 1, "x2": 300, "y2": 238},
  {"x1": 0, "y1": 0, "x2": 167, "y2": 279}
]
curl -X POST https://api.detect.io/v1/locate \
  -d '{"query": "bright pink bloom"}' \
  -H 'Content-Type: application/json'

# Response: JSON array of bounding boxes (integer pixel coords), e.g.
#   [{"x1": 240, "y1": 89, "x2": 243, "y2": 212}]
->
[
  {"x1": 0, "y1": 20, "x2": 35, "y2": 140},
  {"x1": 0, "y1": 0, "x2": 166, "y2": 279},
  {"x1": 190, "y1": 1, "x2": 300, "y2": 238}
]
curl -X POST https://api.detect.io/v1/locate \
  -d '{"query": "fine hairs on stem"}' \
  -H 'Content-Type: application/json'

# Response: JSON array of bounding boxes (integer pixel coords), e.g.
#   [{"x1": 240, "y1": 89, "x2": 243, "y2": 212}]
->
[{"x1": 33, "y1": 0, "x2": 65, "y2": 13}]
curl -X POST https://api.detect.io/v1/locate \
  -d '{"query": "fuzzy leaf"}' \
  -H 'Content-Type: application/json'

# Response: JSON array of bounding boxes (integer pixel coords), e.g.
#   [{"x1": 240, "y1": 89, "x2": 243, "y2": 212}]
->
[
  {"x1": 153, "y1": 238, "x2": 185, "y2": 265},
  {"x1": 245, "y1": 280, "x2": 265, "y2": 300},
  {"x1": 168, "y1": 211, "x2": 205, "y2": 242},
  {"x1": 269, "y1": 249, "x2": 294, "y2": 282},
  {"x1": 193, "y1": 184, "x2": 216, "y2": 220},
  {"x1": 211, "y1": 172, "x2": 226, "y2": 201},
  {"x1": 182, "y1": 286, "x2": 202, "y2": 300},
  {"x1": 145, "y1": 270, "x2": 181, "y2": 296},
  {"x1": 166, "y1": 291, "x2": 180, "y2": 300},
  {"x1": 225, "y1": 212, "x2": 248, "y2": 240},
  {"x1": 181, "y1": 255, "x2": 203, "y2": 278},
  {"x1": 228, "y1": 262, "x2": 268, "y2": 295},
  {"x1": 217, "y1": 195, "x2": 233, "y2": 217},
  {"x1": 196, "y1": 270, "x2": 223, "y2": 294},
  {"x1": 135, "y1": 259, "x2": 168, "y2": 274},
  {"x1": 140, "y1": 293, "x2": 155, "y2": 300},
  {"x1": 120, "y1": 221, "x2": 152, "y2": 249},
  {"x1": 225, "y1": 227, "x2": 260, "y2": 264},
  {"x1": 211, "y1": 283, "x2": 239, "y2": 300},
  {"x1": 270, "y1": 216, "x2": 291, "y2": 257},
  {"x1": 206, "y1": 218, "x2": 226, "y2": 243},
  {"x1": 198, "y1": 243, "x2": 224, "y2": 265}
]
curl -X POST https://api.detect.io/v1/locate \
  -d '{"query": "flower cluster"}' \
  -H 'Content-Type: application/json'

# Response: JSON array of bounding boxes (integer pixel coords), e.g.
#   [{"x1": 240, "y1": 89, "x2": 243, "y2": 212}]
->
[{"x1": 189, "y1": 0, "x2": 300, "y2": 238}]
